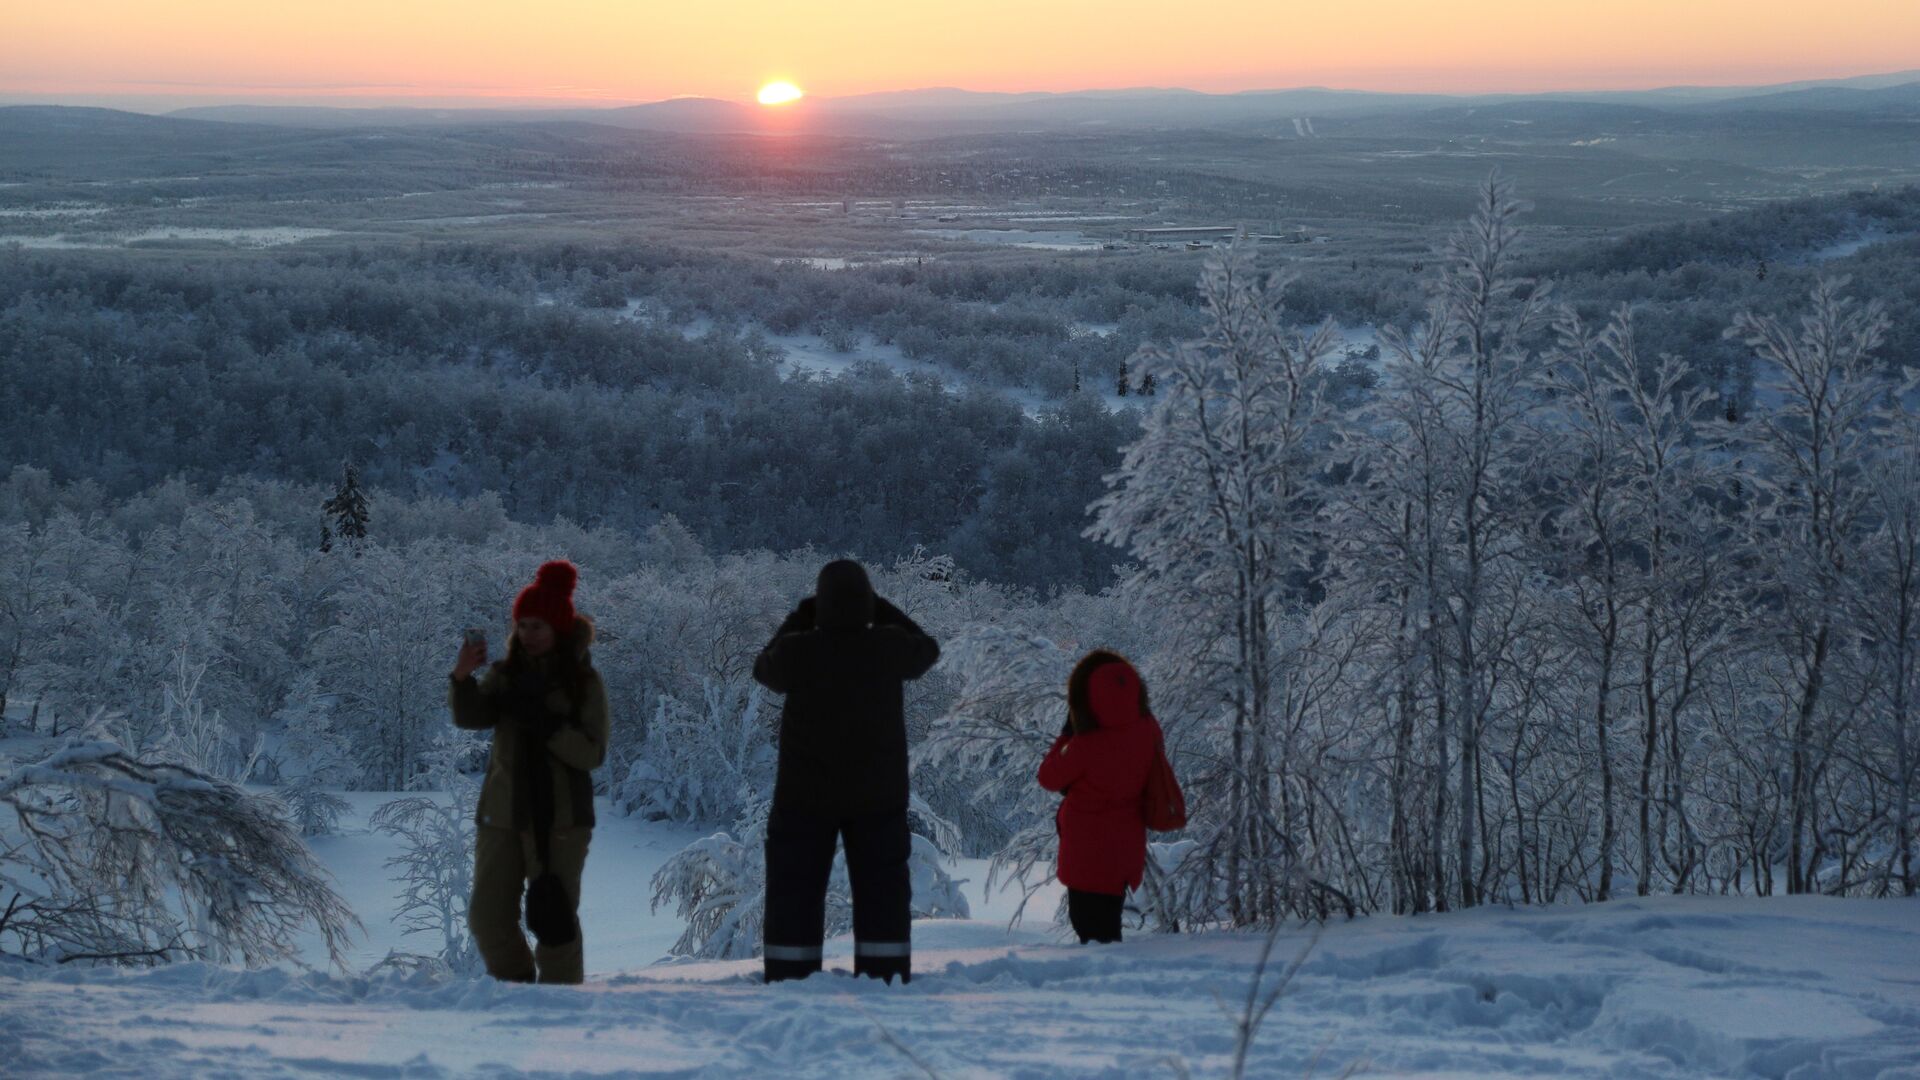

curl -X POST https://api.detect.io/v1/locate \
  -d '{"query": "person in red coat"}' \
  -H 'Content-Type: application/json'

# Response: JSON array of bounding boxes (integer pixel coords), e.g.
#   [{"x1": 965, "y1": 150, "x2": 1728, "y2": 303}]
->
[{"x1": 1037, "y1": 650, "x2": 1160, "y2": 944}]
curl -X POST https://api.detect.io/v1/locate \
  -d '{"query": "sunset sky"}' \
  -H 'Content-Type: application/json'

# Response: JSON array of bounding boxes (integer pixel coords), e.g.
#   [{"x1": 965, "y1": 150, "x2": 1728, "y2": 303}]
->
[{"x1": 5, "y1": 0, "x2": 1919, "y2": 110}]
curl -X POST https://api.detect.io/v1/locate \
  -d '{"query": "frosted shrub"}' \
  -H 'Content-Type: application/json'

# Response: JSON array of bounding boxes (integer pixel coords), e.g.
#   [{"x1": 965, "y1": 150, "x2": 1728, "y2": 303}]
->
[
  {"x1": 615, "y1": 678, "x2": 775, "y2": 825},
  {"x1": 908, "y1": 833, "x2": 971, "y2": 920},
  {"x1": 650, "y1": 829, "x2": 779, "y2": 961},
  {"x1": 651, "y1": 803, "x2": 971, "y2": 959},
  {"x1": 281, "y1": 772, "x2": 351, "y2": 838},
  {"x1": 368, "y1": 745, "x2": 483, "y2": 974},
  {"x1": 0, "y1": 739, "x2": 358, "y2": 968}
]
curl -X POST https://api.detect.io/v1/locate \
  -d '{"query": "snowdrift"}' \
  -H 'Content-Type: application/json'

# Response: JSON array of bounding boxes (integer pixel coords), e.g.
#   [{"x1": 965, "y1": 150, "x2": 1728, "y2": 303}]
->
[{"x1": 4, "y1": 895, "x2": 1917, "y2": 1078}]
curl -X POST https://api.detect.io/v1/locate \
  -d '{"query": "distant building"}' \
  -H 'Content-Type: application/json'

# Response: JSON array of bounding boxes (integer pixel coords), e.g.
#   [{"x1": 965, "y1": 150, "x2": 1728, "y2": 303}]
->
[{"x1": 1123, "y1": 226, "x2": 1238, "y2": 243}]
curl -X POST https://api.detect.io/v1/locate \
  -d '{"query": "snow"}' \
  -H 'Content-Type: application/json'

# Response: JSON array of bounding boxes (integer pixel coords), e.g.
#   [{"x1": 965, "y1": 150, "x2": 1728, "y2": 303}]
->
[
  {"x1": 0, "y1": 206, "x2": 109, "y2": 218},
  {"x1": 1804, "y1": 229, "x2": 1916, "y2": 263},
  {"x1": 0, "y1": 226, "x2": 336, "y2": 249},
  {"x1": 281, "y1": 793, "x2": 715, "y2": 973},
  {"x1": 912, "y1": 227, "x2": 1102, "y2": 251},
  {"x1": 776, "y1": 256, "x2": 923, "y2": 271},
  {"x1": 609, "y1": 301, "x2": 1132, "y2": 419},
  {"x1": 3, "y1": 796, "x2": 1917, "y2": 1080}
]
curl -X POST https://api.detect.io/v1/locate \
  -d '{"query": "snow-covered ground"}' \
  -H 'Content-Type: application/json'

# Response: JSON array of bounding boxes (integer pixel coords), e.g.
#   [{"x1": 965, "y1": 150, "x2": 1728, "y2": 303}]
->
[
  {"x1": 912, "y1": 227, "x2": 1103, "y2": 251},
  {"x1": 1803, "y1": 229, "x2": 1917, "y2": 263},
  {"x1": 2, "y1": 788, "x2": 1917, "y2": 1079},
  {"x1": 0, "y1": 226, "x2": 337, "y2": 249},
  {"x1": 273, "y1": 792, "x2": 1058, "y2": 975}
]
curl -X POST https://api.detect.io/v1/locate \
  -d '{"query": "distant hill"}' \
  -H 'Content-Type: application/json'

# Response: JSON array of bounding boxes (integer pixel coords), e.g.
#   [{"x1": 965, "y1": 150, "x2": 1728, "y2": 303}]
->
[
  {"x1": 166, "y1": 104, "x2": 552, "y2": 128},
  {"x1": 143, "y1": 70, "x2": 1920, "y2": 137},
  {"x1": 0, "y1": 105, "x2": 297, "y2": 166},
  {"x1": 1699, "y1": 81, "x2": 1920, "y2": 115}
]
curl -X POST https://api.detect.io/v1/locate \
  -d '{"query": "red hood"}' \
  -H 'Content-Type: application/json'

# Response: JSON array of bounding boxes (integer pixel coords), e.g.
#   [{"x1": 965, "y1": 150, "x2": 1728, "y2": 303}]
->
[{"x1": 1087, "y1": 661, "x2": 1144, "y2": 729}]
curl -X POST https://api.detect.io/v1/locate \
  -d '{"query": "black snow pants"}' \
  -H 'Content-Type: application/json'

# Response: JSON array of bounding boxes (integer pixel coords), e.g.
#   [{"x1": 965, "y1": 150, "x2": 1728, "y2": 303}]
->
[
  {"x1": 763, "y1": 805, "x2": 912, "y2": 984},
  {"x1": 1067, "y1": 888, "x2": 1124, "y2": 944}
]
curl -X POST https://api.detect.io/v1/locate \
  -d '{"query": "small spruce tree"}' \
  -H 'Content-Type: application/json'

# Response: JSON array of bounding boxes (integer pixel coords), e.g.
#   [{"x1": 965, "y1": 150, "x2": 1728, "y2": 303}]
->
[{"x1": 321, "y1": 460, "x2": 370, "y2": 552}]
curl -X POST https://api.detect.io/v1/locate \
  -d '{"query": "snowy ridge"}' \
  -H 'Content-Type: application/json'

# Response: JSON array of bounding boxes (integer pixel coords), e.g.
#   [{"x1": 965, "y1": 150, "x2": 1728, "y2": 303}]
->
[{"x1": 5, "y1": 895, "x2": 1917, "y2": 1078}]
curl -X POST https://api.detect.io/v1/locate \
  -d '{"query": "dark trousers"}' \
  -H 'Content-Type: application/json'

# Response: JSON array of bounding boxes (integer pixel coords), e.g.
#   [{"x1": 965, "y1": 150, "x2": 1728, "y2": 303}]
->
[
  {"x1": 764, "y1": 805, "x2": 912, "y2": 984},
  {"x1": 1067, "y1": 888, "x2": 1124, "y2": 944}
]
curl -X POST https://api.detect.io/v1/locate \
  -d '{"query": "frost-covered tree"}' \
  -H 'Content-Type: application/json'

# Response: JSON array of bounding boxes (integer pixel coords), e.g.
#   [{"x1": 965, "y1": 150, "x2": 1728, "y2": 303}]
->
[
  {"x1": 650, "y1": 826, "x2": 777, "y2": 960},
  {"x1": 1862, "y1": 373, "x2": 1920, "y2": 895},
  {"x1": 1727, "y1": 278, "x2": 1890, "y2": 894},
  {"x1": 307, "y1": 547, "x2": 462, "y2": 790},
  {"x1": 1558, "y1": 308, "x2": 1728, "y2": 896},
  {"x1": 0, "y1": 740, "x2": 358, "y2": 968},
  {"x1": 0, "y1": 521, "x2": 64, "y2": 722},
  {"x1": 1088, "y1": 239, "x2": 1338, "y2": 926},
  {"x1": 1335, "y1": 172, "x2": 1552, "y2": 911},
  {"x1": 1537, "y1": 308, "x2": 1639, "y2": 900}
]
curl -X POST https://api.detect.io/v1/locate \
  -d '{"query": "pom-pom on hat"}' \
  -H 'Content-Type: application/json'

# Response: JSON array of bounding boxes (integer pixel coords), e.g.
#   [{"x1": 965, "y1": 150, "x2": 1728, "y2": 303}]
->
[{"x1": 513, "y1": 559, "x2": 578, "y2": 636}]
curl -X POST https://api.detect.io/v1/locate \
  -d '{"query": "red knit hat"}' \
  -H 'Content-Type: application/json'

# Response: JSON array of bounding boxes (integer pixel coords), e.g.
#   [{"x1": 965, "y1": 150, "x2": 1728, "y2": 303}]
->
[{"x1": 512, "y1": 560, "x2": 578, "y2": 636}]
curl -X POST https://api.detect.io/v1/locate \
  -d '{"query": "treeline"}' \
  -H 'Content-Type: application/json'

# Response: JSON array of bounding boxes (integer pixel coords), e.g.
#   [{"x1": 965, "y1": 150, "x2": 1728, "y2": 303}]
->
[
  {"x1": 925, "y1": 181, "x2": 1920, "y2": 927},
  {"x1": 0, "y1": 463, "x2": 1059, "y2": 853},
  {"x1": 0, "y1": 248, "x2": 1134, "y2": 590},
  {"x1": 5, "y1": 185, "x2": 1918, "y2": 595}
]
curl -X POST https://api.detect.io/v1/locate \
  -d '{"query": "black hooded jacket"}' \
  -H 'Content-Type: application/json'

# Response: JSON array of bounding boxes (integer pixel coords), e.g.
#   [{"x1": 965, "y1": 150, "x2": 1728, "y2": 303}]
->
[{"x1": 753, "y1": 561, "x2": 940, "y2": 817}]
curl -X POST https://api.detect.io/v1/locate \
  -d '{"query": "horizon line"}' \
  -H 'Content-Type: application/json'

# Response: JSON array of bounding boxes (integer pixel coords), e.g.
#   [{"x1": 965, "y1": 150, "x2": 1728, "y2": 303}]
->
[{"x1": 4, "y1": 66, "x2": 1919, "y2": 113}]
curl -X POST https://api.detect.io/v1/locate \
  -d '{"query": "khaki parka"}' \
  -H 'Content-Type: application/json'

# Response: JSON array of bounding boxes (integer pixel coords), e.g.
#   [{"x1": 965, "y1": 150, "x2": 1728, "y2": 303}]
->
[{"x1": 448, "y1": 615, "x2": 609, "y2": 831}]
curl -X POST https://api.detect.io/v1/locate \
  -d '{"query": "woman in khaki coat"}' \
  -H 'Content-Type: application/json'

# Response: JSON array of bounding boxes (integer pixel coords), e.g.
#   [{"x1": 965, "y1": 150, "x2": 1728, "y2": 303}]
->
[{"x1": 449, "y1": 559, "x2": 609, "y2": 984}]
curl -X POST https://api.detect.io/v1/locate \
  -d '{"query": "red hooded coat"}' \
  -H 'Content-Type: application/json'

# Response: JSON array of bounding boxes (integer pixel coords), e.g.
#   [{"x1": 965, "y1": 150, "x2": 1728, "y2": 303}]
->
[{"x1": 1037, "y1": 657, "x2": 1160, "y2": 895}]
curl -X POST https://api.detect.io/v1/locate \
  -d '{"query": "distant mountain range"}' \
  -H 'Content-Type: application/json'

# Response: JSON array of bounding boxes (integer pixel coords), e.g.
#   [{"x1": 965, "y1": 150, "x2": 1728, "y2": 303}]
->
[{"x1": 131, "y1": 70, "x2": 1920, "y2": 136}]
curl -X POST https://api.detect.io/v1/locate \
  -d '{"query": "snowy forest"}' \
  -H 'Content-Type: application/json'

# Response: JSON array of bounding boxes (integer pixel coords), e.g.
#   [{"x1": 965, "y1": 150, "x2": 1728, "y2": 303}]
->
[{"x1": 3, "y1": 166, "x2": 1917, "y2": 992}]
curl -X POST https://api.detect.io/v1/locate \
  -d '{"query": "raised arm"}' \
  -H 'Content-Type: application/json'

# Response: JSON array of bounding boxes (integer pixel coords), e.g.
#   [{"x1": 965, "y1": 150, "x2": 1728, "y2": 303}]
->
[
  {"x1": 752, "y1": 598, "x2": 816, "y2": 693},
  {"x1": 448, "y1": 667, "x2": 504, "y2": 730},
  {"x1": 1036, "y1": 731, "x2": 1086, "y2": 793},
  {"x1": 873, "y1": 596, "x2": 940, "y2": 680}
]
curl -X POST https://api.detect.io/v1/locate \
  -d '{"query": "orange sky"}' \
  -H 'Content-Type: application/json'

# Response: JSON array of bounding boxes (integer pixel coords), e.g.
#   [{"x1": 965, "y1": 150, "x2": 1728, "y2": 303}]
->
[{"x1": 4, "y1": 0, "x2": 1918, "y2": 108}]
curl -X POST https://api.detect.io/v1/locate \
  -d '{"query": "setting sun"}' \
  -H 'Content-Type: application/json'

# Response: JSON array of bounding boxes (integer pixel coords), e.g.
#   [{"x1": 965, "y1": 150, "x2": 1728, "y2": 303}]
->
[{"x1": 757, "y1": 81, "x2": 803, "y2": 106}]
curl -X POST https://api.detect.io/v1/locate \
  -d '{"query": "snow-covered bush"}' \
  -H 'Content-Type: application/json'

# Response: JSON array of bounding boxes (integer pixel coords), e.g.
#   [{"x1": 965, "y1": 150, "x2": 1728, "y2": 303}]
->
[
  {"x1": 280, "y1": 773, "x2": 351, "y2": 838},
  {"x1": 614, "y1": 678, "x2": 776, "y2": 825},
  {"x1": 649, "y1": 828, "x2": 779, "y2": 960},
  {"x1": 0, "y1": 739, "x2": 359, "y2": 968},
  {"x1": 908, "y1": 833, "x2": 971, "y2": 920},
  {"x1": 368, "y1": 742, "x2": 483, "y2": 974},
  {"x1": 650, "y1": 803, "x2": 971, "y2": 960}
]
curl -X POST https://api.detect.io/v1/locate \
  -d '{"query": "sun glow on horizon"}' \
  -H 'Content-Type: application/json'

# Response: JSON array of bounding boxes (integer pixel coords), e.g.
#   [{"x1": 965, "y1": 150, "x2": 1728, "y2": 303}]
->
[
  {"x1": 4, "y1": 2, "x2": 1918, "y2": 109},
  {"x1": 757, "y1": 81, "x2": 803, "y2": 106}
]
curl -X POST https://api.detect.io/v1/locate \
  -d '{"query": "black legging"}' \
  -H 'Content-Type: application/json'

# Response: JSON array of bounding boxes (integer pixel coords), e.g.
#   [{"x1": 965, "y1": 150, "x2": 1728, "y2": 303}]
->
[{"x1": 1067, "y1": 889, "x2": 1124, "y2": 944}]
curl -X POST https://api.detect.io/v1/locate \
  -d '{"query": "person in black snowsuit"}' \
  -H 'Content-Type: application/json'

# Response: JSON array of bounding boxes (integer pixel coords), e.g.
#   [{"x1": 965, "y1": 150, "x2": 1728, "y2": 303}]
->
[{"x1": 752, "y1": 559, "x2": 940, "y2": 984}]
